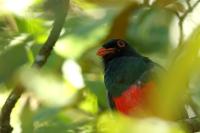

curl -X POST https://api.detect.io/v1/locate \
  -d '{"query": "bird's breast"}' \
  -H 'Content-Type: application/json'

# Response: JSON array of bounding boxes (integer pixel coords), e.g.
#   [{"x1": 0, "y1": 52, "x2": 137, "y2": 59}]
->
[{"x1": 112, "y1": 81, "x2": 155, "y2": 115}]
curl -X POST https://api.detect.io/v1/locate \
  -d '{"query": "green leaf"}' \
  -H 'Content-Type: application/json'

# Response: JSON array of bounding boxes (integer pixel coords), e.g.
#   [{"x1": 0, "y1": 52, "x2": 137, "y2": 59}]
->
[
  {"x1": 0, "y1": 44, "x2": 27, "y2": 84},
  {"x1": 127, "y1": 8, "x2": 173, "y2": 56},
  {"x1": 85, "y1": 80, "x2": 108, "y2": 110},
  {"x1": 15, "y1": 16, "x2": 48, "y2": 43},
  {"x1": 34, "y1": 107, "x2": 95, "y2": 133},
  {"x1": 97, "y1": 113, "x2": 185, "y2": 133},
  {"x1": 18, "y1": 68, "x2": 77, "y2": 107}
]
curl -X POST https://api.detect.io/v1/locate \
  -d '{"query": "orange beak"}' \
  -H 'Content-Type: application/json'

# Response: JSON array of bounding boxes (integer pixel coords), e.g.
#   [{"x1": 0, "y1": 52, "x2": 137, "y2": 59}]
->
[{"x1": 96, "y1": 48, "x2": 115, "y2": 57}]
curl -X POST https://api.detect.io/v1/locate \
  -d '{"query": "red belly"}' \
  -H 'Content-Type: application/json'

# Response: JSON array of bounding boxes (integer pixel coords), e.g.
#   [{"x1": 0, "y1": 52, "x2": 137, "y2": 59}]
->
[{"x1": 112, "y1": 82, "x2": 155, "y2": 115}]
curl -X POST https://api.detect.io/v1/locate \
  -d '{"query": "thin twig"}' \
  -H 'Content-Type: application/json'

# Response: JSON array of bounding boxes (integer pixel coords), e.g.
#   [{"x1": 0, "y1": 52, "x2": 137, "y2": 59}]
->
[
  {"x1": 186, "y1": 0, "x2": 192, "y2": 10},
  {"x1": 0, "y1": 0, "x2": 69, "y2": 133},
  {"x1": 178, "y1": 0, "x2": 200, "y2": 47}
]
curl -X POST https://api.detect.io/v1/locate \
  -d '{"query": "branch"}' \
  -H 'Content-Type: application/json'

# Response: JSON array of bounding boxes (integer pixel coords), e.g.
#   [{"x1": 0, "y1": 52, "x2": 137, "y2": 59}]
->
[
  {"x1": 178, "y1": 0, "x2": 200, "y2": 47},
  {"x1": 153, "y1": 0, "x2": 200, "y2": 47},
  {"x1": 186, "y1": 0, "x2": 192, "y2": 10},
  {"x1": 0, "y1": 0, "x2": 69, "y2": 133}
]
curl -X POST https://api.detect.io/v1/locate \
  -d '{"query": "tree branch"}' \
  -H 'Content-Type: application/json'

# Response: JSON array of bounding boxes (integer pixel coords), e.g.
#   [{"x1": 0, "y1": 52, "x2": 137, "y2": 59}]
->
[
  {"x1": 178, "y1": 0, "x2": 200, "y2": 47},
  {"x1": 186, "y1": 0, "x2": 192, "y2": 10},
  {"x1": 0, "y1": 0, "x2": 69, "y2": 133}
]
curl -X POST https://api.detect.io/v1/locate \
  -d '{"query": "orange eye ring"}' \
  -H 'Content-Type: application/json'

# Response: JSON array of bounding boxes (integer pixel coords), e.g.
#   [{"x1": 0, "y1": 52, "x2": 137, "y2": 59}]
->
[{"x1": 117, "y1": 40, "x2": 126, "y2": 48}]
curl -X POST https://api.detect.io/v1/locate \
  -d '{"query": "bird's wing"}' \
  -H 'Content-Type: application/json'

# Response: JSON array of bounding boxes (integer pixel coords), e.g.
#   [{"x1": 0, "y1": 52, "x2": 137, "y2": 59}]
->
[
  {"x1": 107, "y1": 91, "x2": 116, "y2": 109},
  {"x1": 137, "y1": 61, "x2": 164, "y2": 84},
  {"x1": 105, "y1": 56, "x2": 153, "y2": 97}
]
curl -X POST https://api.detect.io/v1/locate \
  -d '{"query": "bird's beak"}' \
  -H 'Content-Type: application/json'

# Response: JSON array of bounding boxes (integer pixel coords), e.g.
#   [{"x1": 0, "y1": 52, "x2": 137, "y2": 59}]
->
[{"x1": 96, "y1": 48, "x2": 115, "y2": 57}]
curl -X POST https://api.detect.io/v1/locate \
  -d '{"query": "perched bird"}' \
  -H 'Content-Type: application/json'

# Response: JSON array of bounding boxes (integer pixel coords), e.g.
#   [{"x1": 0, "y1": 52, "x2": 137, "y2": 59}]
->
[
  {"x1": 96, "y1": 39, "x2": 164, "y2": 116},
  {"x1": 96, "y1": 39, "x2": 199, "y2": 133}
]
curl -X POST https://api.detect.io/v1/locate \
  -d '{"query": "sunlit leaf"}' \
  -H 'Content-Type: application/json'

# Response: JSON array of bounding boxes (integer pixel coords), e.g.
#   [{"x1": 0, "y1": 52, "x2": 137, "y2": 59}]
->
[
  {"x1": 97, "y1": 113, "x2": 185, "y2": 133},
  {"x1": 18, "y1": 68, "x2": 77, "y2": 107},
  {"x1": 62, "y1": 59, "x2": 85, "y2": 89},
  {"x1": 0, "y1": 0, "x2": 32, "y2": 16},
  {"x1": 78, "y1": 89, "x2": 98, "y2": 114},
  {"x1": 15, "y1": 17, "x2": 48, "y2": 43}
]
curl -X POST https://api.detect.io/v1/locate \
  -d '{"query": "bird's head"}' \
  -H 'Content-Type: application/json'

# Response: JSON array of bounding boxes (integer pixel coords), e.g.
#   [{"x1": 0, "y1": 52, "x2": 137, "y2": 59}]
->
[{"x1": 96, "y1": 39, "x2": 140, "y2": 65}]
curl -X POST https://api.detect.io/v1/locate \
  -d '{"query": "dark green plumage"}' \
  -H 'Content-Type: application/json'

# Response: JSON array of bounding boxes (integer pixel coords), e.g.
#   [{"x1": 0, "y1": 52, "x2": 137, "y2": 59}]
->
[{"x1": 104, "y1": 56, "x2": 153, "y2": 96}]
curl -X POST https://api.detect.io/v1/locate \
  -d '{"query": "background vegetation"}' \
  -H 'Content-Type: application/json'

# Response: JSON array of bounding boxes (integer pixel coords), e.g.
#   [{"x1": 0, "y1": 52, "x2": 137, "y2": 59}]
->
[{"x1": 0, "y1": 0, "x2": 200, "y2": 132}]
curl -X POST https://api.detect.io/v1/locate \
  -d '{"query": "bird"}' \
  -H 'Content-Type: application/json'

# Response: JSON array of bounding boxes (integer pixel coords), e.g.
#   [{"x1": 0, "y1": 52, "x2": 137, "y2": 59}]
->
[
  {"x1": 96, "y1": 39, "x2": 188, "y2": 118},
  {"x1": 96, "y1": 39, "x2": 199, "y2": 133},
  {"x1": 96, "y1": 39, "x2": 164, "y2": 116}
]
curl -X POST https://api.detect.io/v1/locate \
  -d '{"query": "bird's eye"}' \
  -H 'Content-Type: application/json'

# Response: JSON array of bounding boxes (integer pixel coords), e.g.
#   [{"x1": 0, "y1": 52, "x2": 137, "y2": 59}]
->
[{"x1": 117, "y1": 40, "x2": 126, "y2": 48}]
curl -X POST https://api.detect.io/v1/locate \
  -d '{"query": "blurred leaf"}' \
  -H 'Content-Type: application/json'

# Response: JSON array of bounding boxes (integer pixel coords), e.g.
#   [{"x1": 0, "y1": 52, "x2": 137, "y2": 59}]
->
[
  {"x1": 0, "y1": 16, "x2": 19, "y2": 52},
  {"x1": 85, "y1": 80, "x2": 108, "y2": 110},
  {"x1": 20, "y1": 100, "x2": 34, "y2": 133},
  {"x1": 188, "y1": 65, "x2": 200, "y2": 114},
  {"x1": 79, "y1": 89, "x2": 98, "y2": 114},
  {"x1": 153, "y1": 0, "x2": 177, "y2": 7},
  {"x1": 104, "y1": 3, "x2": 141, "y2": 40},
  {"x1": 0, "y1": 0, "x2": 34, "y2": 16},
  {"x1": 97, "y1": 113, "x2": 185, "y2": 133},
  {"x1": 78, "y1": 50, "x2": 102, "y2": 74},
  {"x1": 0, "y1": 33, "x2": 11, "y2": 52},
  {"x1": 0, "y1": 43, "x2": 27, "y2": 84},
  {"x1": 166, "y1": 1, "x2": 186, "y2": 13},
  {"x1": 62, "y1": 59, "x2": 85, "y2": 89},
  {"x1": 18, "y1": 68, "x2": 77, "y2": 107},
  {"x1": 73, "y1": 0, "x2": 134, "y2": 7},
  {"x1": 63, "y1": 12, "x2": 112, "y2": 37},
  {"x1": 43, "y1": 0, "x2": 69, "y2": 18},
  {"x1": 34, "y1": 107, "x2": 95, "y2": 133},
  {"x1": 34, "y1": 107, "x2": 72, "y2": 133},
  {"x1": 42, "y1": 51, "x2": 65, "y2": 73},
  {"x1": 154, "y1": 26, "x2": 200, "y2": 119},
  {"x1": 55, "y1": 13, "x2": 111, "y2": 58},
  {"x1": 15, "y1": 16, "x2": 48, "y2": 43},
  {"x1": 127, "y1": 8, "x2": 174, "y2": 56}
]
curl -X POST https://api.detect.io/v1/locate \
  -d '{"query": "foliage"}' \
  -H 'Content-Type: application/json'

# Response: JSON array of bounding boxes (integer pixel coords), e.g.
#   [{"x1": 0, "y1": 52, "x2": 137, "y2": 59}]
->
[{"x1": 0, "y1": 0, "x2": 200, "y2": 133}]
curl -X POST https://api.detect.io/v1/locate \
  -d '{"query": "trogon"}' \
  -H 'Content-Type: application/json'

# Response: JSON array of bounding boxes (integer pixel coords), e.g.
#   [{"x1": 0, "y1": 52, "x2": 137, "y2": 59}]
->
[{"x1": 96, "y1": 39, "x2": 167, "y2": 116}]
